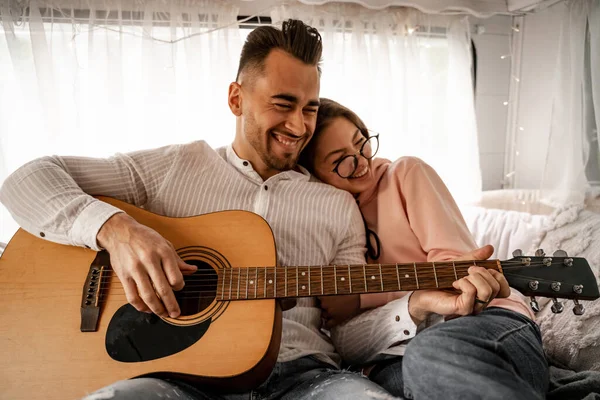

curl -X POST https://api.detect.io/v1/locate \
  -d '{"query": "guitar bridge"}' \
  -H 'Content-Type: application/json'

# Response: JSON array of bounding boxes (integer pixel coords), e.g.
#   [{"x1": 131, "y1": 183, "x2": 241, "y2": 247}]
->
[{"x1": 80, "y1": 251, "x2": 109, "y2": 332}]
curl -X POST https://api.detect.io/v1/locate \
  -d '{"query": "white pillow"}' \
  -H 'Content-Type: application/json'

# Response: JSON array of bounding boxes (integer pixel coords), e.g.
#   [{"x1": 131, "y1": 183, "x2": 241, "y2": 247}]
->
[{"x1": 460, "y1": 206, "x2": 549, "y2": 261}]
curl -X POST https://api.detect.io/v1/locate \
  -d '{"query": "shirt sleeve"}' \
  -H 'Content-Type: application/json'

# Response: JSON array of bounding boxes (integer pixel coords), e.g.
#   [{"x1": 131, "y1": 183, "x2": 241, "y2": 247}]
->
[
  {"x1": 0, "y1": 144, "x2": 183, "y2": 250},
  {"x1": 330, "y1": 294, "x2": 419, "y2": 365}
]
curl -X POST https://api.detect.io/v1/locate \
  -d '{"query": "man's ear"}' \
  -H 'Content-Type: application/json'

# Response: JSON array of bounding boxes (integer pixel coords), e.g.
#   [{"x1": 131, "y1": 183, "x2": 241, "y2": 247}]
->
[{"x1": 228, "y1": 82, "x2": 243, "y2": 117}]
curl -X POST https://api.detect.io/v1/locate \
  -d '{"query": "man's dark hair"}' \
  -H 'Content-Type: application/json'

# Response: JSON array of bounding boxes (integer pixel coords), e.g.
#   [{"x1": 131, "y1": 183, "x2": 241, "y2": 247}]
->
[{"x1": 236, "y1": 19, "x2": 323, "y2": 82}]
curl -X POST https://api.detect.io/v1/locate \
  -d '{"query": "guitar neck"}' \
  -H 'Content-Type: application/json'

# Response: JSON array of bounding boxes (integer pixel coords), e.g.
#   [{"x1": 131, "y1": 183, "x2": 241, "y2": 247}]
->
[{"x1": 216, "y1": 260, "x2": 502, "y2": 300}]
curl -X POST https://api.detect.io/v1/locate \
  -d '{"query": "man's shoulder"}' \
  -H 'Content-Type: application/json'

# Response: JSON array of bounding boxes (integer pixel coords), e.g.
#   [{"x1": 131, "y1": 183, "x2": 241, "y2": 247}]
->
[
  {"x1": 303, "y1": 176, "x2": 357, "y2": 207},
  {"x1": 176, "y1": 140, "x2": 222, "y2": 161}
]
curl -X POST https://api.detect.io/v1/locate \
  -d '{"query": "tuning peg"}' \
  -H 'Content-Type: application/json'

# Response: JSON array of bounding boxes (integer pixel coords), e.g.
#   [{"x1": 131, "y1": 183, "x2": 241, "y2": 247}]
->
[
  {"x1": 535, "y1": 249, "x2": 545, "y2": 257},
  {"x1": 573, "y1": 299, "x2": 585, "y2": 315},
  {"x1": 553, "y1": 250, "x2": 568, "y2": 257},
  {"x1": 551, "y1": 299, "x2": 564, "y2": 314},
  {"x1": 512, "y1": 249, "x2": 523, "y2": 257},
  {"x1": 529, "y1": 297, "x2": 540, "y2": 313}
]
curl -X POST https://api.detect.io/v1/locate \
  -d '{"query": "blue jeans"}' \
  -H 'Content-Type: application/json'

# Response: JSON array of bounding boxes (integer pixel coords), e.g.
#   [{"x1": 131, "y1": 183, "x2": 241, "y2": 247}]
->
[
  {"x1": 82, "y1": 356, "x2": 394, "y2": 400},
  {"x1": 370, "y1": 307, "x2": 549, "y2": 399},
  {"x1": 83, "y1": 308, "x2": 548, "y2": 400}
]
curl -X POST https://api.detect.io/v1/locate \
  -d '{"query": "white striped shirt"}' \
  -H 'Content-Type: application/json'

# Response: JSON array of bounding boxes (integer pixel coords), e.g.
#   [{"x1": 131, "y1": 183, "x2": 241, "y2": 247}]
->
[{"x1": 0, "y1": 141, "x2": 418, "y2": 367}]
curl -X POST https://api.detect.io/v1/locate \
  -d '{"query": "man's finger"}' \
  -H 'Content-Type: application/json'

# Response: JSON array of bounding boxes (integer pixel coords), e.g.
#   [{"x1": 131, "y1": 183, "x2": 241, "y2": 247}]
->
[
  {"x1": 122, "y1": 276, "x2": 151, "y2": 313},
  {"x1": 453, "y1": 278, "x2": 477, "y2": 315},
  {"x1": 489, "y1": 269, "x2": 511, "y2": 298},
  {"x1": 179, "y1": 258, "x2": 198, "y2": 275},
  {"x1": 135, "y1": 272, "x2": 168, "y2": 317},
  {"x1": 145, "y1": 260, "x2": 181, "y2": 318},
  {"x1": 469, "y1": 266, "x2": 500, "y2": 299},
  {"x1": 162, "y1": 252, "x2": 185, "y2": 291}
]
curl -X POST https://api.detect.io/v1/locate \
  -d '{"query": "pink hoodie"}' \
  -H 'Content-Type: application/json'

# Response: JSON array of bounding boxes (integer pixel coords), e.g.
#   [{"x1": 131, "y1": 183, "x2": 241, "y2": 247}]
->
[{"x1": 357, "y1": 157, "x2": 535, "y2": 320}]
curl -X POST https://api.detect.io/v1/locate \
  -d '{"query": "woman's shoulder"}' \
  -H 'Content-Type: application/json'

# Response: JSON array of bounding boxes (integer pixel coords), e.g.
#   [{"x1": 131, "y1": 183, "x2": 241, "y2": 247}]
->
[{"x1": 384, "y1": 156, "x2": 431, "y2": 181}]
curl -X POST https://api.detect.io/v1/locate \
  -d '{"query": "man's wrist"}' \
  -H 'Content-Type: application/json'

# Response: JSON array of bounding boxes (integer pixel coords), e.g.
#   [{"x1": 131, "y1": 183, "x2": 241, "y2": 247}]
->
[
  {"x1": 96, "y1": 212, "x2": 132, "y2": 250},
  {"x1": 408, "y1": 291, "x2": 432, "y2": 325}
]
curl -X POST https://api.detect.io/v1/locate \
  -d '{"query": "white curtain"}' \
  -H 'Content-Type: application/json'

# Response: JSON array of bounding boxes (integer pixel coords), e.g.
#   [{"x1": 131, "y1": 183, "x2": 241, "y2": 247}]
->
[
  {"x1": 295, "y1": 0, "x2": 511, "y2": 17},
  {"x1": 0, "y1": 0, "x2": 482, "y2": 243},
  {"x1": 540, "y1": 0, "x2": 600, "y2": 207},
  {"x1": 0, "y1": 0, "x2": 243, "y2": 243},
  {"x1": 271, "y1": 3, "x2": 482, "y2": 205}
]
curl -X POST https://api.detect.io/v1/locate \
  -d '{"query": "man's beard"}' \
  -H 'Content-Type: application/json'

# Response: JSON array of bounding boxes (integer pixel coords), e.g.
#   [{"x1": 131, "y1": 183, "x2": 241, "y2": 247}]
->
[{"x1": 245, "y1": 120, "x2": 300, "y2": 172}]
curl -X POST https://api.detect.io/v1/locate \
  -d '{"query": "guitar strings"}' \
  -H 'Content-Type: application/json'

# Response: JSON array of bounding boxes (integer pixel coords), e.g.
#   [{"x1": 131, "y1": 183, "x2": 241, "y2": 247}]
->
[
  {"x1": 54, "y1": 262, "x2": 582, "y2": 302},
  {"x1": 83, "y1": 260, "x2": 574, "y2": 290}
]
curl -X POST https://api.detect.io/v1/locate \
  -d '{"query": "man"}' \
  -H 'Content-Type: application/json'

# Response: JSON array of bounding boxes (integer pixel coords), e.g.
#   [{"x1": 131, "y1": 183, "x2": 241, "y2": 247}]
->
[
  {"x1": 0, "y1": 19, "x2": 400, "y2": 399},
  {"x1": 0, "y1": 19, "x2": 546, "y2": 400}
]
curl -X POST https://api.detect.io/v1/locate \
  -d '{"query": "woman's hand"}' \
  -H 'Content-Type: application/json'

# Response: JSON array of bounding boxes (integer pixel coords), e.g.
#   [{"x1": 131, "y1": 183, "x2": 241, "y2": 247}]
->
[{"x1": 319, "y1": 294, "x2": 361, "y2": 329}]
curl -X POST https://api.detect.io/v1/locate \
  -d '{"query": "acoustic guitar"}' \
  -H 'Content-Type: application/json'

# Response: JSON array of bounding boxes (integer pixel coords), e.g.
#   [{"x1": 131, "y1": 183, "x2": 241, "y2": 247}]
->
[{"x1": 0, "y1": 197, "x2": 598, "y2": 400}]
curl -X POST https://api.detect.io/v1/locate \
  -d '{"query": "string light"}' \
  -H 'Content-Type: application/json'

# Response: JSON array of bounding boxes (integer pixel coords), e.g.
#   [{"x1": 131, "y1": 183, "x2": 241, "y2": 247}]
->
[
  {"x1": 500, "y1": 55, "x2": 510, "y2": 59},
  {"x1": 503, "y1": 101, "x2": 509, "y2": 106}
]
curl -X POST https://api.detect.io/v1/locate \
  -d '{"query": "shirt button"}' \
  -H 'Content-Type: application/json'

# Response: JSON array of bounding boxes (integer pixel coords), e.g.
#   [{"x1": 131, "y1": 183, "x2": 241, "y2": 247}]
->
[
  {"x1": 40, "y1": 232, "x2": 45, "y2": 238},
  {"x1": 395, "y1": 315, "x2": 400, "y2": 322},
  {"x1": 403, "y1": 330, "x2": 410, "y2": 336},
  {"x1": 264, "y1": 185, "x2": 268, "y2": 191},
  {"x1": 242, "y1": 161, "x2": 249, "y2": 166}
]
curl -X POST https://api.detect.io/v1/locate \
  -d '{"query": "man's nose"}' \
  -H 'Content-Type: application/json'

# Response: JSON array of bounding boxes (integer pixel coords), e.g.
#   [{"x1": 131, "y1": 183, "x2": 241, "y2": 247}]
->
[{"x1": 284, "y1": 109, "x2": 305, "y2": 136}]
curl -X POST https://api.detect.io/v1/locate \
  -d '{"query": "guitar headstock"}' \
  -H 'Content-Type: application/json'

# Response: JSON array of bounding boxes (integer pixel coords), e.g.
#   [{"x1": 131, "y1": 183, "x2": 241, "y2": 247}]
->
[{"x1": 502, "y1": 249, "x2": 599, "y2": 315}]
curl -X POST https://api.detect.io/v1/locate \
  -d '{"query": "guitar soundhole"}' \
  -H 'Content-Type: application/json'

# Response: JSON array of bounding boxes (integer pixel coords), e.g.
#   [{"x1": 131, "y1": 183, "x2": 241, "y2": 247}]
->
[{"x1": 175, "y1": 260, "x2": 218, "y2": 317}]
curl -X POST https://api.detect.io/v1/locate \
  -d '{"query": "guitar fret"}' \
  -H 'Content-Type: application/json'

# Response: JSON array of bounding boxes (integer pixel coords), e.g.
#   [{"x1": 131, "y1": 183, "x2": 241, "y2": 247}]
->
[
  {"x1": 396, "y1": 263, "x2": 401, "y2": 290},
  {"x1": 308, "y1": 266, "x2": 311, "y2": 295},
  {"x1": 320, "y1": 265, "x2": 324, "y2": 295},
  {"x1": 264, "y1": 266, "x2": 267, "y2": 298},
  {"x1": 245, "y1": 268, "x2": 249, "y2": 299},
  {"x1": 379, "y1": 264, "x2": 383, "y2": 291},
  {"x1": 452, "y1": 261, "x2": 458, "y2": 280},
  {"x1": 274, "y1": 267, "x2": 277, "y2": 298},
  {"x1": 334, "y1": 266, "x2": 338, "y2": 294},
  {"x1": 348, "y1": 265, "x2": 352, "y2": 293},
  {"x1": 254, "y1": 268, "x2": 258, "y2": 298},
  {"x1": 229, "y1": 268, "x2": 233, "y2": 300},
  {"x1": 433, "y1": 262, "x2": 439, "y2": 288},
  {"x1": 413, "y1": 262, "x2": 419, "y2": 289},
  {"x1": 363, "y1": 265, "x2": 367, "y2": 292},
  {"x1": 221, "y1": 269, "x2": 226, "y2": 300},
  {"x1": 296, "y1": 266, "x2": 299, "y2": 296},
  {"x1": 237, "y1": 268, "x2": 241, "y2": 299}
]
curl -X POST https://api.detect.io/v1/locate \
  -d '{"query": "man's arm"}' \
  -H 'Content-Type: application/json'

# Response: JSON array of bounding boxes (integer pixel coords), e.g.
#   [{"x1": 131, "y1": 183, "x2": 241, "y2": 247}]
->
[
  {"x1": 0, "y1": 143, "x2": 198, "y2": 318},
  {"x1": 0, "y1": 145, "x2": 181, "y2": 249}
]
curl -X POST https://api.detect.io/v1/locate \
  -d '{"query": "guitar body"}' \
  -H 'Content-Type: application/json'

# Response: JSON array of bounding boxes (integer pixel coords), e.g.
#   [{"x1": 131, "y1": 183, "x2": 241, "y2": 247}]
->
[{"x1": 0, "y1": 197, "x2": 281, "y2": 400}]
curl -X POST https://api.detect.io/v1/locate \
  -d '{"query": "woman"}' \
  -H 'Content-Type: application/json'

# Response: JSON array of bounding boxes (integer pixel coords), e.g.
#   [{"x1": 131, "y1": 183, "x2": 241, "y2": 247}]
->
[{"x1": 299, "y1": 98, "x2": 535, "y2": 341}]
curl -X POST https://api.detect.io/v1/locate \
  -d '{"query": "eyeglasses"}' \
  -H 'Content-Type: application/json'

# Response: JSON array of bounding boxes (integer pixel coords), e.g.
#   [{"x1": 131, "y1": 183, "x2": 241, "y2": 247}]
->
[{"x1": 332, "y1": 134, "x2": 379, "y2": 179}]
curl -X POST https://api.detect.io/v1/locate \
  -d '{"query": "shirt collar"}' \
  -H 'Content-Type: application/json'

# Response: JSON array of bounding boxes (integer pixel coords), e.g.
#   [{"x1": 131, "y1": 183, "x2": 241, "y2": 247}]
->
[{"x1": 225, "y1": 145, "x2": 311, "y2": 183}]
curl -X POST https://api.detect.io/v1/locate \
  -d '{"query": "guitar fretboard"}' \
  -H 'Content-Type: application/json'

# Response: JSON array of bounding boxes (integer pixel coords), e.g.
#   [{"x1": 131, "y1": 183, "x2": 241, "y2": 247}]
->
[{"x1": 216, "y1": 261, "x2": 501, "y2": 300}]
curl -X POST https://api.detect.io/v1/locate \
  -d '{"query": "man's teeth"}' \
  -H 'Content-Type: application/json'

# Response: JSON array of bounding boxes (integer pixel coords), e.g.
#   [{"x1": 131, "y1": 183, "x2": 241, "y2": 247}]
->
[{"x1": 274, "y1": 133, "x2": 299, "y2": 147}]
